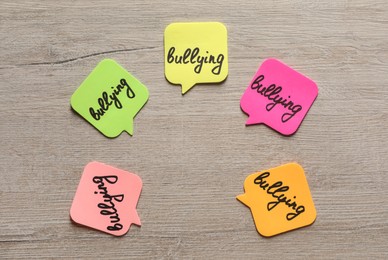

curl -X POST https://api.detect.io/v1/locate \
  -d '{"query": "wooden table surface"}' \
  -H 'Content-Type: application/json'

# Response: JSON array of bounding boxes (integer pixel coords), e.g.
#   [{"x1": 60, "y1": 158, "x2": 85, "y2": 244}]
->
[{"x1": 1, "y1": 1, "x2": 387, "y2": 259}]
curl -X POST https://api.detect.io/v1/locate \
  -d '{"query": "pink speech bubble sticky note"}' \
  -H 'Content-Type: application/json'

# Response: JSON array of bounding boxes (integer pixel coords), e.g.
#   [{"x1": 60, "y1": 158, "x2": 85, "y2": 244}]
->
[
  {"x1": 70, "y1": 162, "x2": 142, "y2": 236},
  {"x1": 240, "y1": 59, "x2": 318, "y2": 135}
]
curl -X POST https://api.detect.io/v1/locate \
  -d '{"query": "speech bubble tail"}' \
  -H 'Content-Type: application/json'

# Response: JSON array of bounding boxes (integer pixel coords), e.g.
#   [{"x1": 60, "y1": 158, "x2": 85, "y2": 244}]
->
[
  {"x1": 124, "y1": 122, "x2": 134, "y2": 136},
  {"x1": 181, "y1": 84, "x2": 194, "y2": 95},
  {"x1": 131, "y1": 210, "x2": 141, "y2": 226},
  {"x1": 236, "y1": 193, "x2": 250, "y2": 207},
  {"x1": 245, "y1": 117, "x2": 259, "y2": 126}
]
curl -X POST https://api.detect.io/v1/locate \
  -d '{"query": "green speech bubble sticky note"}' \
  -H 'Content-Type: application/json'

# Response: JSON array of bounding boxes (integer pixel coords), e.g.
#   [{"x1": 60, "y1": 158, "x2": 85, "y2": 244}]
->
[{"x1": 71, "y1": 59, "x2": 149, "y2": 138}]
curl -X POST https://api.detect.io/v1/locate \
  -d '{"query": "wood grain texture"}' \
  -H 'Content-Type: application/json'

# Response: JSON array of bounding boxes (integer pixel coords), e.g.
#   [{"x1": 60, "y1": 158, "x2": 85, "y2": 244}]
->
[{"x1": 1, "y1": 0, "x2": 387, "y2": 259}]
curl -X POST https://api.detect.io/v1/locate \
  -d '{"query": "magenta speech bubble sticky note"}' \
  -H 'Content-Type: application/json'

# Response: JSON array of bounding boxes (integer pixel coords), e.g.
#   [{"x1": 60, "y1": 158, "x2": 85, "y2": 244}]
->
[
  {"x1": 240, "y1": 59, "x2": 318, "y2": 135},
  {"x1": 70, "y1": 162, "x2": 142, "y2": 236}
]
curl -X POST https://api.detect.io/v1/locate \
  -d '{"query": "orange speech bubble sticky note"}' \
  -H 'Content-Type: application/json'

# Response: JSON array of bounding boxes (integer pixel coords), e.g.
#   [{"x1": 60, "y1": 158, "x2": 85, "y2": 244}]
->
[
  {"x1": 70, "y1": 162, "x2": 142, "y2": 236},
  {"x1": 237, "y1": 163, "x2": 316, "y2": 237}
]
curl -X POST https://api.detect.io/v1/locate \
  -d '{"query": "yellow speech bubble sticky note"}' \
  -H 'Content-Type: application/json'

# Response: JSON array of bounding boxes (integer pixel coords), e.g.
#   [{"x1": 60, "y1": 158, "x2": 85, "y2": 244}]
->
[
  {"x1": 164, "y1": 22, "x2": 228, "y2": 94},
  {"x1": 237, "y1": 163, "x2": 316, "y2": 237}
]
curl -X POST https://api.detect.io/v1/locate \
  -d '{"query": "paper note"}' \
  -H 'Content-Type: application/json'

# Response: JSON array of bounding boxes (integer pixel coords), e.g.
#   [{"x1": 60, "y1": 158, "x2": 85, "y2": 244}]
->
[
  {"x1": 70, "y1": 162, "x2": 142, "y2": 236},
  {"x1": 71, "y1": 59, "x2": 149, "y2": 138},
  {"x1": 240, "y1": 58, "x2": 318, "y2": 135},
  {"x1": 164, "y1": 22, "x2": 228, "y2": 94},
  {"x1": 237, "y1": 163, "x2": 316, "y2": 237}
]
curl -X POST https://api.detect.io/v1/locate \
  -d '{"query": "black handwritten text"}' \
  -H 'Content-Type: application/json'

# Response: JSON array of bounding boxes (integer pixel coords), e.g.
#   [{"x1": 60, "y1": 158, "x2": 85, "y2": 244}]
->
[
  {"x1": 254, "y1": 172, "x2": 305, "y2": 221},
  {"x1": 167, "y1": 47, "x2": 224, "y2": 75},
  {"x1": 93, "y1": 175, "x2": 124, "y2": 231},
  {"x1": 251, "y1": 75, "x2": 302, "y2": 123},
  {"x1": 89, "y1": 78, "x2": 135, "y2": 121}
]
